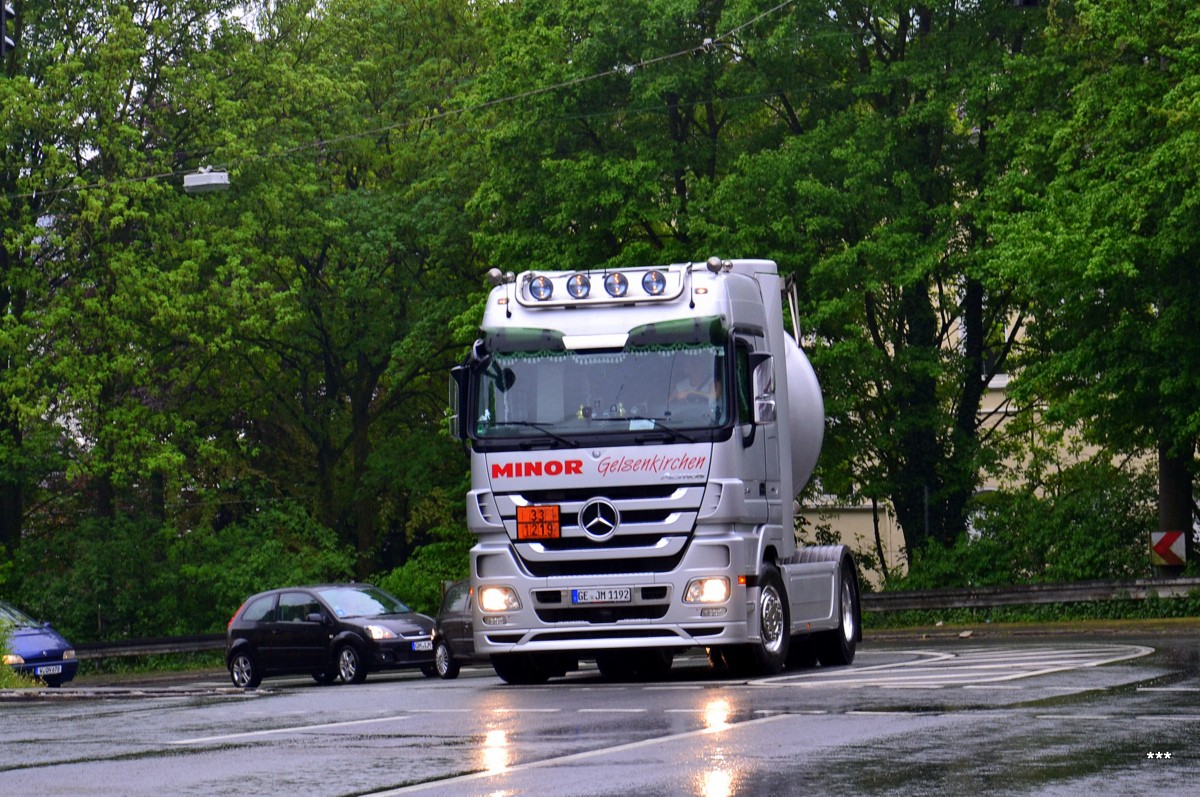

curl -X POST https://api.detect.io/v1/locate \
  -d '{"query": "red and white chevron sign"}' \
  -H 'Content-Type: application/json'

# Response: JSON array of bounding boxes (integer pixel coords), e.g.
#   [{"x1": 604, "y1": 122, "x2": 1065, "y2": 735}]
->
[{"x1": 1151, "y1": 531, "x2": 1186, "y2": 566}]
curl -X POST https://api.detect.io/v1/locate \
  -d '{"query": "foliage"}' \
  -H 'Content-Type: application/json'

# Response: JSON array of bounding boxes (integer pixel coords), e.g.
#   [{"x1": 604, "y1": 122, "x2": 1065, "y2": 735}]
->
[
  {"x1": 995, "y1": 0, "x2": 1200, "y2": 554},
  {"x1": 866, "y1": 592, "x2": 1200, "y2": 631},
  {"x1": 7, "y1": 505, "x2": 353, "y2": 641},
  {"x1": 892, "y1": 458, "x2": 1157, "y2": 590},
  {"x1": 377, "y1": 533, "x2": 473, "y2": 617},
  {"x1": 0, "y1": 0, "x2": 1197, "y2": 649},
  {"x1": 0, "y1": 622, "x2": 37, "y2": 688}
]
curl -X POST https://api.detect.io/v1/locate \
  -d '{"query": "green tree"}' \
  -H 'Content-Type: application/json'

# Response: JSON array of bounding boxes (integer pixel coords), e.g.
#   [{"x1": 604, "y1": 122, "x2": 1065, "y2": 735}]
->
[
  {"x1": 707, "y1": 1, "x2": 1046, "y2": 560},
  {"x1": 200, "y1": 0, "x2": 488, "y2": 576},
  {"x1": 470, "y1": 0, "x2": 775, "y2": 269},
  {"x1": 998, "y1": 0, "x2": 1200, "y2": 561}
]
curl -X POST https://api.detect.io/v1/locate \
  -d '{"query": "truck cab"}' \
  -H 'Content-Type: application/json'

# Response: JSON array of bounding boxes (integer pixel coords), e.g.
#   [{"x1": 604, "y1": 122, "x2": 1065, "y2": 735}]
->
[{"x1": 450, "y1": 258, "x2": 860, "y2": 682}]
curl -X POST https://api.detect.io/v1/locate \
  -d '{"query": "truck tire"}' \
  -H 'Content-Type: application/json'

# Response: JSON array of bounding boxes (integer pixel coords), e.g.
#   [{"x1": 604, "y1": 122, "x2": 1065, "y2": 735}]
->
[
  {"x1": 595, "y1": 651, "x2": 634, "y2": 680},
  {"x1": 634, "y1": 648, "x2": 674, "y2": 680},
  {"x1": 490, "y1": 653, "x2": 551, "y2": 685},
  {"x1": 815, "y1": 558, "x2": 859, "y2": 667},
  {"x1": 722, "y1": 564, "x2": 790, "y2": 676}
]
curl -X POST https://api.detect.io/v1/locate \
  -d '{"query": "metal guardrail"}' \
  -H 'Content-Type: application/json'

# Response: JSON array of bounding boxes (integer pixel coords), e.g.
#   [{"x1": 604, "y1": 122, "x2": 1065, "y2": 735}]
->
[
  {"x1": 71, "y1": 577, "x2": 1200, "y2": 660},
  {"x1": 75, "y1": 633, "x2": 225, "y2": 661},
  {"x1": 861, "y1": 576, "x2": 1200, "y2": 612}
]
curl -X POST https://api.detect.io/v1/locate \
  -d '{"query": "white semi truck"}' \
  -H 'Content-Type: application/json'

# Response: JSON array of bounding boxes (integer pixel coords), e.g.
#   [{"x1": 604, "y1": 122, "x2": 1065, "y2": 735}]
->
[{"x1": 449, "y1": 257, "x2": 860, "y2": 683}]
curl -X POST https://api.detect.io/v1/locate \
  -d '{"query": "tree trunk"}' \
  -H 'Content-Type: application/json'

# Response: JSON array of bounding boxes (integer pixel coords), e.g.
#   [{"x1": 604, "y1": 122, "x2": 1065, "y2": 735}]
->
[{"x1": 1158, "y1": 440, "x2": 1194, "y2": 564}]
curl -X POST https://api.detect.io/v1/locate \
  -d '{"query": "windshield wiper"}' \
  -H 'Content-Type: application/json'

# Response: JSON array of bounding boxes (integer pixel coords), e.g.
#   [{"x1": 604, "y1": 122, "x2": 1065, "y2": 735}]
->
[{"x1": 486, "y1": 421, "x2": 577, "y2": 448}]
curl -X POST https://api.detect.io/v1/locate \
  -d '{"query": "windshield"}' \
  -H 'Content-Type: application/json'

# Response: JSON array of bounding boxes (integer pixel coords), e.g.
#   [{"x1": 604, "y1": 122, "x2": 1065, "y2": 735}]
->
[
  {"x1": 315, "y1": 586, "x2": 412, "y2": 618},
  {"x1": 473, "y1": 343, "x2": 728, "y2": 441},
  {"x1": 0, "y1": 601, "x2": 37, "y2": 628}
]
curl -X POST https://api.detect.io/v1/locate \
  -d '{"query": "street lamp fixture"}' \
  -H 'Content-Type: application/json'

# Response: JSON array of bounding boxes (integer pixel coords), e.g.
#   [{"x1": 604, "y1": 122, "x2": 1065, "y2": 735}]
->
[{"x1": 183, "y1": 166, "x2": 230, "y2": 194}]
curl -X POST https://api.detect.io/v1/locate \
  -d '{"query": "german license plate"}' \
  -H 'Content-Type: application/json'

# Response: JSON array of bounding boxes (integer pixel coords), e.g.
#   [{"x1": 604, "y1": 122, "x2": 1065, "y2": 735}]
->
[
  {"x1": 517, "y1": 504, "x2": 561, "y2": 540},
  {"x1": 36, "y1": 664, "x2": 62, "y2": 676},
  {"x1": 571, "y1": 587, "x2": 631, "y2": 604},
  {"x1": 412, "y1": 640, "x2": 433, "y2": 652}
]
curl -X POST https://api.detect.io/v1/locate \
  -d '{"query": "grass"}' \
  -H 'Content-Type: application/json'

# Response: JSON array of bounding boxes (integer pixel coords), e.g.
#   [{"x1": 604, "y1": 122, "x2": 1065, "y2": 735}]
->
[{"x1": 74, "y1": 650, "x2": 225, "y2": 681}]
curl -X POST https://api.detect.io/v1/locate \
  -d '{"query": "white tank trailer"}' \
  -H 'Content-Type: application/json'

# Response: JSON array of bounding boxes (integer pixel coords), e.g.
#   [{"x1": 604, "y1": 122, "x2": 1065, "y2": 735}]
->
[{"x1": 449, "y1": 258, "x2": 861, "y2": 683}]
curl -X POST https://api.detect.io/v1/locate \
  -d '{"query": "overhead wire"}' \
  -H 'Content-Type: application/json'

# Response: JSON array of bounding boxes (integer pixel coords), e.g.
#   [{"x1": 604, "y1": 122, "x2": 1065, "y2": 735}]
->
[{"x1": 5, "y1": 0, "x2": 802, "y2": 201}]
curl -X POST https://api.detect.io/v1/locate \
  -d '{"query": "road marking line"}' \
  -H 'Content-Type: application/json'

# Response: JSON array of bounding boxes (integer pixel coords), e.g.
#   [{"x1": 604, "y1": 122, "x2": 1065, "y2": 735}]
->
[
  {"x1": 365, "y1": 714, "x2": 790, "y2": 795},
  {"x1": 170, "y1": 715, "x2": 413, "y2": 745},
  {"x1": 752, "y1": 644, "x2": 1154, "y2": 689}
]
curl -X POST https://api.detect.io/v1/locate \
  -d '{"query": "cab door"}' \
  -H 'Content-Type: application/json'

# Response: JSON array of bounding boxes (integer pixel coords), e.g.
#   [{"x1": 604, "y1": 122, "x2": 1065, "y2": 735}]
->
[{"x1": 734, "y1": 334, "x2": 770, "y2": 524}]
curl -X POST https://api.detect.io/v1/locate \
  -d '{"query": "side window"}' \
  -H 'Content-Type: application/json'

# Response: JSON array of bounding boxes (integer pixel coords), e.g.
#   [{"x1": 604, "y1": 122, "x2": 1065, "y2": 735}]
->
[
  {"x1": 734, "y1": 339, "x2": 753, "y2": 422},
  {"x1": 279, "y1": 591, "x2": 320, "y2": 623},
  {"x1": 452, "y1": 584, "x2": 471, "y2": 613},
  {"x1": 443, "y1": 582, "x2": 468, "y2": 614},
  {"x1": 241, "y1": 595, "x2": 276, "y2": 623}
]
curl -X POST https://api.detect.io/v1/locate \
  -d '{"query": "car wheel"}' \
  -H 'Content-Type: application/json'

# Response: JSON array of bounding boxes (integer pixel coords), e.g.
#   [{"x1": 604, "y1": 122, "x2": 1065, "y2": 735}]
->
[
  {"x1": 337, "y1": 643, "x2": 368, "y2": 684},
  {"x1": 229, "y1": 650, "x2": 262, "y2": 688},
  {"x1": 435, "y1": 640, "x2": 460, "y2": 680}
]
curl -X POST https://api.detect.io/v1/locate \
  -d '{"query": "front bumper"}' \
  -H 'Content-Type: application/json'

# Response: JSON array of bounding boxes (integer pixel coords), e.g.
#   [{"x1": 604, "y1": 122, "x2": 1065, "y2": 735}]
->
[{"x1": 369, "y1": 637, "x2": 435, "y2": 669}]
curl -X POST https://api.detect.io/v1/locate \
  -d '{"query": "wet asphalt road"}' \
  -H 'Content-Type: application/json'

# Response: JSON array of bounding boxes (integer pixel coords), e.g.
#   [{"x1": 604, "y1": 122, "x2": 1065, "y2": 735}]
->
[{"x1": 2, "y1": 625, "x2": 1198, "y2": 796}]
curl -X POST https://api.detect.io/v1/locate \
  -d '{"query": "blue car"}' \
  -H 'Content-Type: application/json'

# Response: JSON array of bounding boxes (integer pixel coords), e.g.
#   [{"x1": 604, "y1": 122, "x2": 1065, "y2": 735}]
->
[{"x1": 1, "y1": 600, "x2": 79, "y2": 687}]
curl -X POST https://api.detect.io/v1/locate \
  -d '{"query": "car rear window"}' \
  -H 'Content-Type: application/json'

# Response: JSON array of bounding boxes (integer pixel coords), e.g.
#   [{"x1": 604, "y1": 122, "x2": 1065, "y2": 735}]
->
[{"x1": 241, "y1": 595, "x2": 275, "y2": 623}]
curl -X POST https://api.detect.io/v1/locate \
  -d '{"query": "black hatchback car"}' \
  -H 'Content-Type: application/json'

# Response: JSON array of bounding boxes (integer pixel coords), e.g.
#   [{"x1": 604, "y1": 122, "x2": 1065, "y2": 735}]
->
[{"x1": 225, "y1": 584, "x2": 435, "y2": 688}]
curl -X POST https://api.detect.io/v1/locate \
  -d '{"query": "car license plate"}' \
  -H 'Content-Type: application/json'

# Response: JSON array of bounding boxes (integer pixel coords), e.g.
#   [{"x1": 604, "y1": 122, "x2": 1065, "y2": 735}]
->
[
  {"x1": 572, "y1": 587, "x2": 631, "y2": 604},
  {"x1": 36, "y1": 664, "x2": 62, "y2": 676},
  {"x1": 517, "y1": 504, "x2": 561, "y2": 540},
  {"x1": 412, "y1": 640, "x2": 433, "y2": 652}
]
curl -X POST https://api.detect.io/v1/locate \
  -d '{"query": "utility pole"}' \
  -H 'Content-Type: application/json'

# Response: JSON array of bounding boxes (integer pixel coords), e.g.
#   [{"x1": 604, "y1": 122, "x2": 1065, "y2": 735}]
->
[{"x1": 1, "y1": 3, "x2": 14, "y2": 56}]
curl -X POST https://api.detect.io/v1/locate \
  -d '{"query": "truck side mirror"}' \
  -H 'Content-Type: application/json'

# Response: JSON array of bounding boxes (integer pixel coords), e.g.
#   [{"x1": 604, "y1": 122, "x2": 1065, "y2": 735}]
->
[{"x1": 749, "y1": 352, "x2": 776, "y2": 424}]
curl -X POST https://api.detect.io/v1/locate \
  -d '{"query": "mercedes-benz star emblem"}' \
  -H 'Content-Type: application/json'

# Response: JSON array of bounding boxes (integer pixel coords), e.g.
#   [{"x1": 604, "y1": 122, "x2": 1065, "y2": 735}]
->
[{"x1": 578, "y1": 498, "x2": 619, "y2": 541}]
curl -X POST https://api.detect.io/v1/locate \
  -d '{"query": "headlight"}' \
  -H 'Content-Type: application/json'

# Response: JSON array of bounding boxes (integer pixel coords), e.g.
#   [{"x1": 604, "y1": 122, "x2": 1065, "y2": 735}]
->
[
  {"x1": 479, "y1": 585, "x2": 521, "y2": 612},
  {"x1": 3, "y1": 653, "x2": 25, "y2": 665},
  {"x1": 566, "y1": 273, "x2": 590, "y2": 299},
  {"x1": 642, "y1": 270, "x2": 666, "y2": 295},
  {"x1": 683, "y1": 577, "x2": 730, "y2": 603},
  {"x1": 604, "y1": 272, "x2": 628, "y2": 297},
  {"x1": 63, "y1": 649, "x2": 76, "y2": 661},
  {"x1": 364, "y1": 625, "x2": 397, "y2": 640},
  {"x1": 529, "y1": 275, "x2": 553, "y2": 301}
]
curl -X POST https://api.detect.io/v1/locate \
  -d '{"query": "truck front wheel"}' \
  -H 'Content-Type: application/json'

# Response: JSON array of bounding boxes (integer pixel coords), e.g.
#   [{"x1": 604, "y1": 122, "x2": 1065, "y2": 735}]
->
[
  {"x1": 721, "y1": 564, "x2": 790, "y2": 676},
  {"x1": 490, "y1": 652, "x2": 551, "y2": 685}
]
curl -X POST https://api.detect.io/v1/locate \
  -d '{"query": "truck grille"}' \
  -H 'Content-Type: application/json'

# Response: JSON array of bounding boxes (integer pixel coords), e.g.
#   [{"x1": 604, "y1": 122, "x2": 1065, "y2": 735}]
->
[{"x1": 497, "y1": 483, "x2": 703, "y2": 577}]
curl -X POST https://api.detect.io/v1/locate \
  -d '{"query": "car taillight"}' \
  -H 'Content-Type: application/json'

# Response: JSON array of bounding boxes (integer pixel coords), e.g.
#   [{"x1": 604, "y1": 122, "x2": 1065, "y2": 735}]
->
[{"x1": 227, "y1": 602, "x2": 246, "y2": 631}]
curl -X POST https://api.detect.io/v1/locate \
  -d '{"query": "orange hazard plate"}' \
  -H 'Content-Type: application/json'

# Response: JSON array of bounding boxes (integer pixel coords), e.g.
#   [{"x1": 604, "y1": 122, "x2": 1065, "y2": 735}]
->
[{"x1": 517, "y1": 505, "x2": 561, "y2": 540}]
